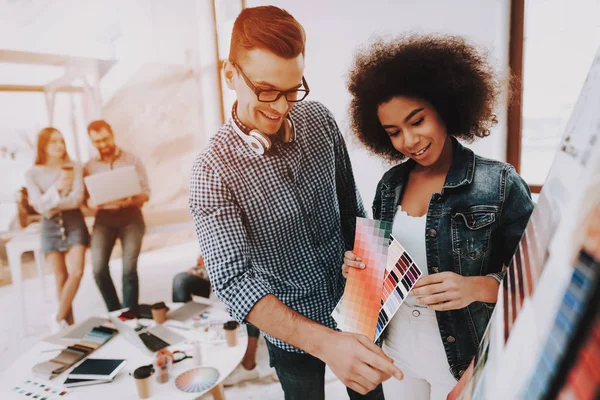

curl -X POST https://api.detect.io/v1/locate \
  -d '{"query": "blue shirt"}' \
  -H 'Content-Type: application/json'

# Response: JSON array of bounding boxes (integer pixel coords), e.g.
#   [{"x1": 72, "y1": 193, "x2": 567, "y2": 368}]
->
[{"x1": 189, "y1": 101, "x2": 365, "y2": 352}]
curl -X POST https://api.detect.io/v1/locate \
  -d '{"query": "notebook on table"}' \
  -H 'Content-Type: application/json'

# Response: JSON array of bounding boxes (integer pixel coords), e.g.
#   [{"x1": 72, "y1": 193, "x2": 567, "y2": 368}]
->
[
  {"x1": 63, "y1": 377, "x2": 114, "y2": 388},
  {"x1": 67, "y1": 358, "x2": 127, "y2": 381}
]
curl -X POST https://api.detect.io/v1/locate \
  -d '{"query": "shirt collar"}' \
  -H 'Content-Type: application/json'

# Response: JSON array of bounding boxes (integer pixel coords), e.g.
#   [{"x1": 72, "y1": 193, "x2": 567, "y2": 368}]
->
[{"x1": 443, "y1": 137, "x2": 475, "y2": 189}]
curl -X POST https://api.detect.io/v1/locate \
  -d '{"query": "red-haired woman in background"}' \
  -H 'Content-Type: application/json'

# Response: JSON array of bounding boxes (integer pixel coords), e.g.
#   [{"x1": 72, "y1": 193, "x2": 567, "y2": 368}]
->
[{"x1": 25, "y1": 127, "x2": 89, "y2": 330}]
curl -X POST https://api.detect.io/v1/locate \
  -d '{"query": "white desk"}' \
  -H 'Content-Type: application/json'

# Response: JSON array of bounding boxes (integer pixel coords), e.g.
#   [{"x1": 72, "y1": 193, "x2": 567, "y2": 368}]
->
[
  {"x1": 0, "y1": 301, "x2": 247, "y2": 400},
  {"x1": 6, "y1": 230, "x2": 46, "y2": 334}
]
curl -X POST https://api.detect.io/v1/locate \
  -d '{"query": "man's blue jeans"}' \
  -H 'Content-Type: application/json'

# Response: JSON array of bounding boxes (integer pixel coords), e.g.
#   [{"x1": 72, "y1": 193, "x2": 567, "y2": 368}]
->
[
  {"x1": 265, "y1": 340, "x2": 384, "y2": 400},
  {"x1": 92, "y1": 207, "x2": 145, "y2": 311}
]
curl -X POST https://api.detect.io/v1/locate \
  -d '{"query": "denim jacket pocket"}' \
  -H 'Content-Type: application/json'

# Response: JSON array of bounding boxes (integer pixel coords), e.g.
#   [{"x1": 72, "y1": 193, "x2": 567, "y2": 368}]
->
[{"x1": 451, "y1": 206, "x2": 497, "y2": 261}]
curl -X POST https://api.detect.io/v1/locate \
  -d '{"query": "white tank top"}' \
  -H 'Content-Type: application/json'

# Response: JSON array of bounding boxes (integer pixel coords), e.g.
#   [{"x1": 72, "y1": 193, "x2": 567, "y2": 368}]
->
[{"x1": 391, "y1": 205, "x2": 429, "y2": 309}]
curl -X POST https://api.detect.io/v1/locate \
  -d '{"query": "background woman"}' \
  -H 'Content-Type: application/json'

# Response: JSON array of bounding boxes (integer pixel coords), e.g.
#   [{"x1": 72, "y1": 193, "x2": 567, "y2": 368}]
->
[{"x1": 25, "y1": 127, "x2": 89, "y2": 330}]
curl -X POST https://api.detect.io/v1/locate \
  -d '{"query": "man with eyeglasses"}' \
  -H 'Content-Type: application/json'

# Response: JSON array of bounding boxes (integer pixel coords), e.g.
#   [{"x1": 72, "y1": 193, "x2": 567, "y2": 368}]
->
[
  {"x1": 84, "y1": 119, "x2": 150, "y2": 312},
  {"x1": 189, "y1": 6, "x2": 402, "y2": 400}
]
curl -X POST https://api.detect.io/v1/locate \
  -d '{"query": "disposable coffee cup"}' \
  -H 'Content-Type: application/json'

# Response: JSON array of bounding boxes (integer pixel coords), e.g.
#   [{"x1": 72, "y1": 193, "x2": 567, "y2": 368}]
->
[
  {"x1": 151, "y1": 302, "x2": 170, "y2": 325},
  {"x1": 133, "y1": 365, "x2": 154, "y2": 399},
  {"x1": 223, "y1": 320, "x2": 239, "y2": 347}
]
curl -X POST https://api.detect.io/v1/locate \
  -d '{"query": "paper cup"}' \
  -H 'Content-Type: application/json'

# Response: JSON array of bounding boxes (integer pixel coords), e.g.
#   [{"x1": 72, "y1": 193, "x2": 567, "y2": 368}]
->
[
  {"x1": 223, "y1": 321, "x2": 239, "y2": 347},
  {"x1": 133, "y1": 365, "x2": 154, "y2": 399}
]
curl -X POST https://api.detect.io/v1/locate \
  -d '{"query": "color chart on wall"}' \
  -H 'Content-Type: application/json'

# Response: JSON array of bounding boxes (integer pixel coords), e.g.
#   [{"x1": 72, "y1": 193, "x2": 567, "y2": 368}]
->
[
  {"x1": 450, "y1": 45, "x2": 600, "y2": 400},
  {"x1": 334, "y1": 218, "x2": 391, "y2": 340},
  {"x1": 522, "y1": 249, "x2": 599, "y2": 399},
  {"x1": 502, "y1": 189, "x2": 556, "y2": 343},
  {"x1": 556, "y1": 311, "x2": 600, "y2": 399},
  {"x1": 375, "y1": 235, "x2": 423, "y2": 341}
]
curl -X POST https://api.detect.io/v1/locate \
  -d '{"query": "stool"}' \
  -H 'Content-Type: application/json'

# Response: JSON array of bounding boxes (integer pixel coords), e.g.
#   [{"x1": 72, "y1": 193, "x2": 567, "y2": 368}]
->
[{"x1": 6, "y1": 231, "x2": 47, "y2": 334}]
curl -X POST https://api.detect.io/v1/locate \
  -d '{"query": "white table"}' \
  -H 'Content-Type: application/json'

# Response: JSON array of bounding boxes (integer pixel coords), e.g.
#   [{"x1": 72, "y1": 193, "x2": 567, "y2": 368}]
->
[
  {"x1": 6, "y1": 230, "x2": 47, "y2": 334},
  {"x1": 0, "y1": 301, "x2": 247, "y2": 400}
]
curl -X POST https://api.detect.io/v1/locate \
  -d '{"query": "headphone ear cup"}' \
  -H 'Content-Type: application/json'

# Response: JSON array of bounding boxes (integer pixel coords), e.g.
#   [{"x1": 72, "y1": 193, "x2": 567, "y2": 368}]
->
[
  {"x1": 284, "y1": 117, "x2": 296, "y2": 143},
  {"x1": 248, "y1": 130, "x2": 272, "y2": 153}
]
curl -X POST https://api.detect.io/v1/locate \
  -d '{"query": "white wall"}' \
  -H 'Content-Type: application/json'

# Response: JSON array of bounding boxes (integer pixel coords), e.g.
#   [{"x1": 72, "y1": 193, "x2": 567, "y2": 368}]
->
[{"x1": 246, "y1": 0, "x2": 511, "y2": 211}]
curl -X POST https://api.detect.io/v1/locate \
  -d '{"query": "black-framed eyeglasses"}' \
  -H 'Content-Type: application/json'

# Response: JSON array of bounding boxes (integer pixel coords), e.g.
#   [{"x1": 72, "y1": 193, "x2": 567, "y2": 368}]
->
[
  {"x1": 172, "y1": 350, "x2": 193, "y2": 364},
  {"x1": 232, "y1": 62, "x2": 310, "y2": 103}
]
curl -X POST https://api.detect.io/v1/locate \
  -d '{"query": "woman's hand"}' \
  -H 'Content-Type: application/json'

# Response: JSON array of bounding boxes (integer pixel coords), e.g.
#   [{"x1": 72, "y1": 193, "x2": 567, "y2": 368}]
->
[
  {"x1": 55, "y1": 170, "x2": 74, "y2": 193},
  {"x1": 341, "y1": 250, "x2": 365, "y2": 278},
  {"x1": 410, "y1": 272, "x2": 499, "y2": 311}
]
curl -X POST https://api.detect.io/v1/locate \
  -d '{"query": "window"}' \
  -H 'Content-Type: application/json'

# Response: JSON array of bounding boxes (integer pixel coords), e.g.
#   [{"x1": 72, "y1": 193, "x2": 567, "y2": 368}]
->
[
  {"x1": 517, "y1": 0, "x2": 600, "y2": 190},
  {"x1": 214, "y1": 0, "x2": 244, "y2": 122},
  {"x1": 0, "y1": 90, "x2": 86, "y2": 233}
]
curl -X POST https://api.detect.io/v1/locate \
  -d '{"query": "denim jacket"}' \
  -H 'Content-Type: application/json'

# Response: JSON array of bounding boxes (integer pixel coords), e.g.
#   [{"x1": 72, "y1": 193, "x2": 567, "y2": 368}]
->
[{"x1": 373, "y1": 137, "x2": 534, "y2": 380}]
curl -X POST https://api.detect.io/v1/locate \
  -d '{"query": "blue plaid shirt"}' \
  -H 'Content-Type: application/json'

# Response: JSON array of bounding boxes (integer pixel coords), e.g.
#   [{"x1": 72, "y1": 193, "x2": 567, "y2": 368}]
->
[{"x1": 189, "y1": 101, "x2": 365, "y2": 352}]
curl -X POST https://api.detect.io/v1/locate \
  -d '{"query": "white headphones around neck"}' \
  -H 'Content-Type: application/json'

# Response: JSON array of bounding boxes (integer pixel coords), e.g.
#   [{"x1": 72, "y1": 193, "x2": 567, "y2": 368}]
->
[{"x1": 231, "y1": 102, "x2": 295, "y2": 155}]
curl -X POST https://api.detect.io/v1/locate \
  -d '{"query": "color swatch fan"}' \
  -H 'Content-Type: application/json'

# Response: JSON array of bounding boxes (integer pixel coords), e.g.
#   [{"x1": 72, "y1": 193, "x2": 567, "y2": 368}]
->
[
  {"x1": 375, "y1": 235, "x2": 423, "y2": 340},
  {"x1": 335, "y1": 218, "x2": 391, "y2": 340},
  {"x1": 175, "y1": 367, "x2": 219, "y2": 393}
]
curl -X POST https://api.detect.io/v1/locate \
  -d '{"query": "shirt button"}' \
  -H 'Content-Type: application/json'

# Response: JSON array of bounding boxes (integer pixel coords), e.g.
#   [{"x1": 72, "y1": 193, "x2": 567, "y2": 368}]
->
[
  {"x1": 447, "y1": 336, "x2": 456, "y2": 343},
  {"x1": 412, "y1": 310, "x2": 420, "y2": 317},
  {"x1": 428, "y1": 229, "x2": 437, "y2": 238},
  {"x1": 432, "y1": 267, "x2": 439, "y2": 273},
  {"x1": 459, "y1": 370, "x2": 465, "y2": 377}
]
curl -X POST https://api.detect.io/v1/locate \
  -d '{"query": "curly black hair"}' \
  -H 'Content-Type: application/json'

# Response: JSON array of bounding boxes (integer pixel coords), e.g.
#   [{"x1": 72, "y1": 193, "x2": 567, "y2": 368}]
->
[{"x1": 347, "y1": 34, "x2": 503, "y2": 162}]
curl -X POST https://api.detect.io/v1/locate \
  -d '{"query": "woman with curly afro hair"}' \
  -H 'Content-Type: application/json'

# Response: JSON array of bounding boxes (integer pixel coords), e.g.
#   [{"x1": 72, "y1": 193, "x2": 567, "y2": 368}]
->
[{"x1": 341, "y1": 34, "x2": 534, "y2": 399}]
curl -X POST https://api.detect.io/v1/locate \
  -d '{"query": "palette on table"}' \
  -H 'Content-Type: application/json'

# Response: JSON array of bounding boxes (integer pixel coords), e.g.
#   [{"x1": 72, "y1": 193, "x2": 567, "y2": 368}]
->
[
  {"x1": 175, "y1": 367, "x2": 220, "y2": 393},
  {"x1": 332, "y1": 217, "x2": 424, "y2": 341}
]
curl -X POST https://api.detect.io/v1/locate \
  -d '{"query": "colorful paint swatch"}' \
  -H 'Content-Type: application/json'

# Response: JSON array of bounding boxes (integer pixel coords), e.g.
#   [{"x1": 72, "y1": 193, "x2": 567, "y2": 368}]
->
[
  {"x1": 557, "y1": 313, "x2": 600, "y2": 400},
  {"x1": 334, "y1": 218, "x2": 391, "y2": 340},
  {"x1": 175, "y1": 367, "x2": 220, "y2": 393},
  {"x1": 375, "y1": 235, "x2": 423, "y2": 341},
  {"x1": 523, "y1": 250, "x2": 599, "y2": 399}
]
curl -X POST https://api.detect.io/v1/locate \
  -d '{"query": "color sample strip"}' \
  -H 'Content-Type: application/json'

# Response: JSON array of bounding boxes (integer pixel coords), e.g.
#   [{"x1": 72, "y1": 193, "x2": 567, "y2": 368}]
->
[
  {"x1": 557, "y1": 314, "x2": 600, "y2": 400},
  {"x1": 375, "y1": 235, "x2": 423, "y2": 341},
  {"x1": 335, "y1": 218, "x2": 391, "y2": 340},
  {"x1": 504, "y1": 219, "x2": 542, "y2": 343},
  {"x1": 523, "y1": 250, "x2": 599, "y2": 399}
]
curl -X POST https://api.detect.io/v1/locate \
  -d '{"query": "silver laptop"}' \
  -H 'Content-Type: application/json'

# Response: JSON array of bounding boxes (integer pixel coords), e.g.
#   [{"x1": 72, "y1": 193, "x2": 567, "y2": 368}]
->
[
  {"x1": 110, "y1": 316, "x2": 186, "y2": 354},
  {"x1": 84, "y1": 166, "x2": 142, "y2": 206},
  {"x1": 167, "y1": 301, "x2": 210, "y2": 322},
  {"x1": 60, "y1": 317, "x2": 109, "y2": 341}
]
